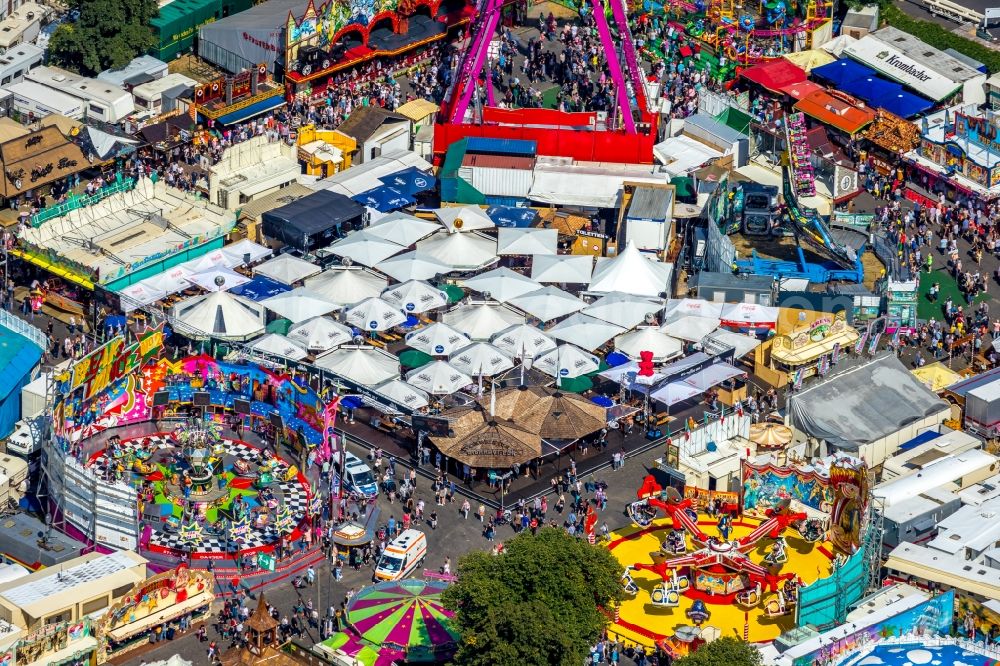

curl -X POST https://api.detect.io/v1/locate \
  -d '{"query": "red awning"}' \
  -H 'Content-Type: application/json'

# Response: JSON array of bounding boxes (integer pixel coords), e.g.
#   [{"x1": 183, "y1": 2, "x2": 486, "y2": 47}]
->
[
  {"x1": 779, "y1": 80, "x2": 823, "y2": 100},
  {"x1": 741, "y1": 60, "x2": 807, "y2": 93},
  {"x1": 793, "y1": 90, "x2": 876, "y2": 136}
]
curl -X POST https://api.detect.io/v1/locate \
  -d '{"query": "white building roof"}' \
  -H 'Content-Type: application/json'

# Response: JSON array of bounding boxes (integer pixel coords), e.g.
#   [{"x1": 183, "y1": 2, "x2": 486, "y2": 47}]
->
[
  {"x1": 881, "y1": 428, "x2": 981, "y2": 481},
  {"x1": 311, "y1": 150, "x2": 432, "y2": 197},
  {"x1": 872, "y1": 27, "x2": 983, "y2": 84},
  {"x1": 925, "y1": 497, "x2": 1000, "y2": 555},
  {"x1": 956, "y1": 472, "x2": 1000, "y2": 506},
  {"x1": 209, "y1": 135, "x2": 299, "y2": 205},
  {"x1": 874, "y1": 449, "x2": 1000, "y2": 507},
  {"x1": 882, "y1": 485, "x2": 958, "y2": 525},
  {"x1": 652, "y1": 135, "x2": 723, "y2": 179},
  {"x1": 529, "y1": 156, "x2": 667, "y2": 208},
  {"x1": 131, "y1": 73, "x2": 197, "y2": 100},
  {"x1": 885, "y1": 541, "x2": 1000, "y2": 599}
]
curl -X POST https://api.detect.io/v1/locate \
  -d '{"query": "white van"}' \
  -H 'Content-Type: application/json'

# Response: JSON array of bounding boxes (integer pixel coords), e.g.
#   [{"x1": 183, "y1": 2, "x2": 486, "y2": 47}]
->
[{"x1": 374, "y1": 529, "x2": 427, "y2": 581}]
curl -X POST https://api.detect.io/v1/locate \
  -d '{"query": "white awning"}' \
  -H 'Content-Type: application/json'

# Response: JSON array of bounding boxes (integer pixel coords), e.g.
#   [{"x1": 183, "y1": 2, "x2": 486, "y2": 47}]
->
[
  {"x1": 529, "y1": 164, "x2": 665, "y2": 208},
  {"x1": 843, "y1": 35, "x2": 960, "y2": 101}
]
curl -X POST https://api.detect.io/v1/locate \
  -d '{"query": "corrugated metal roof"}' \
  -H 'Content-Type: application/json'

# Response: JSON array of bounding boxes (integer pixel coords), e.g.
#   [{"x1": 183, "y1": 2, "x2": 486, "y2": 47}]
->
[
  {"x1": 465, "y1": 137, "x2": 537, "y2": 157},
  {"x1": 460, "y1": 154, "x2": 534, "y2": 169},
  {"x1": 626, "y1": 186, "x2": 672, "y2": 221}
]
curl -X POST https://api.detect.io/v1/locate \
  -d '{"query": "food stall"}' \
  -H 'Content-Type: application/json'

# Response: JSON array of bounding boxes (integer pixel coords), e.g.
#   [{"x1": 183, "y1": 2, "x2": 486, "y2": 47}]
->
[{"x1": 761, "y1": 311, "x2": 859, "y2": 386}]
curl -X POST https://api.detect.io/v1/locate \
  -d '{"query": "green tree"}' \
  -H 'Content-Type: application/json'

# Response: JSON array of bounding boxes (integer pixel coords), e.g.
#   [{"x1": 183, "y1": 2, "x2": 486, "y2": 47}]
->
[
  {"x1": 442, "y1": 527, "x2": 624, "y2": 666},
  {"x1": 49, "y1": 0, "x2": 158, "y2": 75},
  {"x1": 674, "y1": 637, "x2": 764, "y2": 666}
]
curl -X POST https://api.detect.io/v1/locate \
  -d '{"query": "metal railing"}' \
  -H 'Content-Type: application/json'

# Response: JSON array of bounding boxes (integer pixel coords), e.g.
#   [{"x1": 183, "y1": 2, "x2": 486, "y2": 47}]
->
[{"x1": 0, "y1": 307, "x2": 47, "y2": 350}]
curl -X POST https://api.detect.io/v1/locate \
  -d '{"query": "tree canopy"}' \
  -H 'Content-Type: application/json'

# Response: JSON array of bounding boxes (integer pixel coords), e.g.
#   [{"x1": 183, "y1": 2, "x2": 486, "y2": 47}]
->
[
  {"x1": 674, "y1": 637, "x2": 764, "y2": 666},
  {"x1": 442, "y1": 527, "x2": 624, "y2": 666},
  {"x1": 49, "y1": 0, "x2": 158, "y2": 74}
]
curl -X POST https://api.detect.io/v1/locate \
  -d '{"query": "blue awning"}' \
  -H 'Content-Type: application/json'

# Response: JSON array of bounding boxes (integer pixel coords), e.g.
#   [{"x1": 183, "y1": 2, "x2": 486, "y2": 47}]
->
[
  {"x1": 213, "y1": 95, "x2": 286, "y2": 126},
  {"x1": 383, "y1": 166, "x2": 436, "y2": 195},
  {"x1": 898, "y1": 429, "x2": 942, "y2": 451},
  {"x1": 811, "y1": 60, "x2": 877, "y2": 88},
  {"x1": 230, "y1": 275, "x2": 290, "y2": 301},
  {"x1": 352, "y1": 185, "x2": 415, "y2": 212},
  {"x1": 486, "y1": 205, "x2": 538, "y2": 228}
]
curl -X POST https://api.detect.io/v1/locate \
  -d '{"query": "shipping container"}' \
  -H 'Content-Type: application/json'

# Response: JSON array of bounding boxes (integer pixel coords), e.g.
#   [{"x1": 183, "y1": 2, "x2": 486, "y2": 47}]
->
[
  {"x1": 465, "y1": 136, "x2": 537, "y2": 157},
  {"x1": 965, "y1": 380, "x2": 1000, "y2": 436},
  {"x1": 151, "y1": 0, "x2": 254, "y2": 62}
]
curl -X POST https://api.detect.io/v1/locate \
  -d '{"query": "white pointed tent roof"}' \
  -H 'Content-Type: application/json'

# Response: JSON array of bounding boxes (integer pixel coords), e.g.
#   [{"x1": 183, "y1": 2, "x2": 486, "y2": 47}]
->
[
  {"x1": 170, "y1": 291, "x2": 265, "y2": 341},
  {"x1": 314, "y1": 346, "x2": 400, "y2": 386},
  {"x1": 305, "y1": 268, "x2": 388, "y2": 305},
  {"x1": 443, "y1": 303, "x2": 525, "y2": 340},
  {"x1": 326, "y1": 230, "x2": 407, "y2": 267},
  {"x1": 260, "y1": 288, "x2": 343, "y2": 323},
  {"x1": 448, "y1": 342, "x2": 514, "y2": 376},
  {"x1": 588, "y1": 242, "x2": 673, "y2": 297},
  {"x1": 405, "y1": 360, "x2": 474, "y2": 395},
  {"x1": 381, "y1": 280, "x2": 448, "y2": 314},
  {"x1": 582, "y1": 292, "x2": 662, "y2": 329},
  {"x1": 374, "y1": 250, "x2": 453, "y2": 282},
  {"x1": 372, "y1": 378, "x2": 430, "y2": 410},
  {"x1": 614, "y1": 327, "x2": 684, "y2": 362},
  {"x1": 416, "y1": 231, "x2": 498, "y2": 270},
  {"x1": 287, "y1": 316, "x2": 353, "y2": 351},
  {"x1": 247, "y1": 333, "x2": 309, "y2": 360},
  {"x1": 253, "y1": 254, "x2": 322, "y2": 285},
  {"x1": 546, "y1": 313, "x2": 626, "y2": 350},
  {"x1": 462, "y1": 267, "x2": 541, "y2": 303},
  {"x1": 496, "y1": 228, "x2": 558, "y2": 256},
  {"x1": 366, "y1": 212, "x2": 440, "y2": 246},
  {"x1": 507, "y1": 286, "x2": 585, "y2": 322},
  {"x1": 404, "y1": 321, "x2": 471, "y2": 355},
  {"x1": 530, "y1": 254, "x2": 594, "y2": 283},
  {"x1": 221, "y1": 238, "x2": 272, "y2": 265},
  {"x1": 434, "y1": 206, "x2": 495, "y2": 233},
  {"x1": 490, "y1": 323, "x2": 557, "y2": 358}
]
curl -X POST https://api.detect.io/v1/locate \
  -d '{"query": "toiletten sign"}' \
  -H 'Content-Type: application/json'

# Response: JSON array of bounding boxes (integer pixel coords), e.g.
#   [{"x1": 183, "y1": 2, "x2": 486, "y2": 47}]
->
[{"x1": 844, "y1": 36, "x2": 960, "y2": 102}]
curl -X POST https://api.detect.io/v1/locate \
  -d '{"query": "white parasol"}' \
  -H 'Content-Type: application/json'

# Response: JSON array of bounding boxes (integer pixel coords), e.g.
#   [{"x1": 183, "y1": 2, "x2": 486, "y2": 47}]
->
[
  {"x1": 187, "y1": 267, "x2": 251, "y2": 292},
  {"x1": 534, "y1": 344, "x2": 600, "y2": 379},
  {"x1": 507, "y1": 286, "x2": 585, "y2": 322},
  {"x1": 433, "y1": 206, "x2": 495, "y2": 233},
  {"x1": 305, "y1": 267, "x2": 388, "y2": 306},
  {"x1": 546, "y1": 313, "x2": 626, "y2": 350},
  {"x1": 366, "y1": 211, "x2": 440, "y2": 246},
  {"x1": 314, "y1": 346, "x2": 400, "y2": 386},
  {"x1": 345, "y1": 297, "x2": 407, "y2": 331},
  {"x1": 448, "y1": 342, "x2": 515, "y2": 376},
  {"x1": 530, "y1": 254, "x2": 594, "y2": 283},
  {"x1": 662, "y1": 315, "x2": 721, "y2": 342},
  {"x1": 372, "y1": 378, "x2": 430, "y2": 410},
  {"x1": 406, "y1": 360, "x2": 473, "y2": 395},
  {"x1": 253, "y1": 253, "x2": 322, "y2": 285},
  {"x1": 260, "y1": 288, "x2": 343, "y2": 323},
  {"x1": 247, "y1": 333, "x2": 308, "y2": 361},
  {"x1": 287, "y1": 316, "x2": 353, "y2": 351},
  {"x1": 416, "y1": 231, "x2": 498, "y2": 270},
  {"x1": 443, "y1": 302, "x2": 525, "y2": 340},
  {"x1": 374, "y1": 250, "x2": 453, "y2": 282},
  {"x1": 326, "y1": 230, "x2": 407, "y2": 267},
  {"x1": 614, "y1": 327, "x2": 684, "y2": 362},
  {"x1": 462, "y1": 267, "x2": 541, "y2": 303},
  {"x1": 582, "y1": 292, "x2": 662, "y2": 329},
  {"x1": 381, "y1": 280, "x2": 448, "y2": 314},
  {"x1": 490, "y1": 323, "x2": 558, "y2": 358},
  {"x1": 405, "y1": 322, "x2": 471, "y2": 356}
]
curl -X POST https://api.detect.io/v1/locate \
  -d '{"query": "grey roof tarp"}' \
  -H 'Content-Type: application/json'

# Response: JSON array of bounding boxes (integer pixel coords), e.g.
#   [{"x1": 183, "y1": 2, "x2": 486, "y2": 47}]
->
[
  {"x1": 787, "y1": 355, "x2": 948, "y2": 450},
  {"x1": 261, "y1": 190, "x2": 364, "y2": 251}
]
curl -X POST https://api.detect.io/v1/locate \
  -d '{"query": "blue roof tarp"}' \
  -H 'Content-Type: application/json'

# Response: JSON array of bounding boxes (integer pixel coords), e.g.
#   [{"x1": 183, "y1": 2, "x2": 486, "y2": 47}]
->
[
  {"x1": 869, "y1": 86, "x2": 933, "y2": 119},
  {"x1": 486, "y1": 206, "x2": 538, "y2": 228},
  {"x1": 214, "y1": 95, "x2": 286, "y2": 126},
  {"x1": 352, "y1": 185, "x2": 415, "y2": 212},
  {"x1": 0, "y1": 330, "x2": 41, "y2": 438},
  {"x1": 383, "y1": 166, "x2": 436, "y2": 195},
  {"x1": 811, "y1": 59, "x2": 878, "y2": 87},
  {"x1": 230, "y1": 275, "x2": 291, "y2": 301}
]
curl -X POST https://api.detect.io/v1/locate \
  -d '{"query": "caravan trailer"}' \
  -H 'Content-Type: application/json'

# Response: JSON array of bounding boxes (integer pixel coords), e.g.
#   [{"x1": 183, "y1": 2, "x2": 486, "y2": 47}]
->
[
  {"x1": 0, "y1": 2, "x2": 50, "y2": 50},
  {"x1": 25, "y1": 66, "x2": 135, "y2": 123},
  {"x1": 6, "y1": 80, "x2": 84, "y2": 120}
]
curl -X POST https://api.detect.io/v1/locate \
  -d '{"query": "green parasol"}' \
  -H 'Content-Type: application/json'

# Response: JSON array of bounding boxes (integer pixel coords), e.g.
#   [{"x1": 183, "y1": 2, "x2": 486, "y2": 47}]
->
[
  {"x1": 346, "y1": 579, "x2": 460, "y2": 659},
  {"x1": 399, "y1": 349, "x2": 434, "y2": 368},
  {"x1": 267, "y1": 318, "x2": 292, "y2": 335},
  {"x1": 556, "y1": 375, "x2": 593, "y2": 393},
  {"x1": 586, "y1": 359, "x2": 610, "y2": 377},
  {"x1": 437, "y1": 283, "x2": 465, "y2": 303}
]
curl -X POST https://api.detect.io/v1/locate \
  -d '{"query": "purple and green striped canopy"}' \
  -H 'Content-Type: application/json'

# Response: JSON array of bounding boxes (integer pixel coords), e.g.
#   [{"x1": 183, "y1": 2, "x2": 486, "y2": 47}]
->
[{"x1": 346, "y1": 579, "x2": 460, "y2": 655}]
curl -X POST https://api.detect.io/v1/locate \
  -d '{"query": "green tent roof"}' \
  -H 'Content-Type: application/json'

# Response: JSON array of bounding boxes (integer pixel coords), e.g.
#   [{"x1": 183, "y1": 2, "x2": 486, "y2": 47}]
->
[{"x1": 715, "y1": 107, "x2": 753, "y2": 136}]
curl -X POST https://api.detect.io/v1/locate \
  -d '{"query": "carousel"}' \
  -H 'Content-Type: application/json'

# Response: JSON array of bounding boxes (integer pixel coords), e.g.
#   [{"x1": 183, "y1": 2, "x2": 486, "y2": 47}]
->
[{"x1": 89, "y1": 419, "x2": 314, "y2": 558}]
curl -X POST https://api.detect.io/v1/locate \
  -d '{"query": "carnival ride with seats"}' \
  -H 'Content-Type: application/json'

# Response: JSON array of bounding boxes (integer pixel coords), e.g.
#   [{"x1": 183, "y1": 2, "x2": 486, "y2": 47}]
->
[{"x1": 610, "y1": 475, "x2": 835, "y2": 646}]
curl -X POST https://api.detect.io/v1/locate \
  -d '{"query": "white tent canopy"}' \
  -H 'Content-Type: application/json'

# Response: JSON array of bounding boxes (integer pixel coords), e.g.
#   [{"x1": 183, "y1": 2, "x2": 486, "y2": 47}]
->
[
  {"x1": 434, "y1": 206, "x2": 495, "y2": 233},
  {"x1": 374, "y1": 250, "x2": 453, "y2": 282},
  {"x1": 589, "y1": 242, "x2": 673, "y2": 297},
  {"x1": 661, "y1": 315, "x2": 721, "y2": 342},
  {"x1": 406, "y1": 360, "x2": 473, "y2": 395},
  {"x1": 181, "y1": 248, "x2": 238, "y2": 273},
  {"x1": 530, "y1": 254, "x2": 594, "y2": 283},
  {"x1": 381, "y1": 280, "x2": 448, "y2": 314},
  {"x1": 170, "y1": 291, "x2": 265, "y2": 341},
  {"x1": 315, "y1": 346, "x2": 400, "y2": 386},
  {"x1": 118, "y1": 282, "x2": 167, "y2": 311},
  {"x1": 720, "y1": 302, "x2": 779, "y2": 328},
  {"x1": 449, "y1": 342, "x2": 515, "y2": 376},
  {"x1": 582, "y1": 292, "x2": 662, "y2": 329},
  {"x1": 491, "y1": 323, "x2": 558, "y2": 358},
  {"x1": 462, "y1": 267, "x2": 541, "y2": 303},
  {"x1": 247, "y1": 333, "x2": 308, "y2": 360},
  {"x1": 599, "y1": 361, "x2": 667, "y2": 391},
  {"x1": 345, "y1": 297, "x2": 407, "y2": 331},
  {"x1": 547, "y1": 313, "x2": 626, "y2": 350},
  {"x1": 534, "y1": 344, "x2": 600, "y2": 379},
  {"x1": 650, "y1": 363, "x2": 745, "y2": 406},
  {"x1": 187, "y1": 267, "x2": 251, "y2": 292},
  {"x1": 222, "y1": 238, "x2": 272, "y2": 265},
  {"x1": 663, "y1": 298, "x2": 725, "y2": 320},
  {"x1": 417, "y1": 232, "x2": 498, "y2": 270},
  {"x1": 702, "y1": 329, "x2": 762, "y2": 358},
  {"x1": 305, "y1": 268, "x2": 388, "y2": 305},
  {"x1": 254, "y1": 254, "x2": 322, "y2": 285},
  {"x1": 366, "y1": 211, "x2": 440, "y2": 246},
  {"x1": 444, "y1": 302, "x2": 525, "y2": 340},
  {"x1": 614, "y1": 327, "x2": 684, "y2": 362},
  {"x1": 287, "y1": 316, "x2": 353, "y2": 351},
  {"x1": 261, "y1": 288, "x2": 343, "y2": 323},
  {"x1": 326, "y1": 230, "x2": 407, "y2": 267},
  {"x1": 497, "y1": 228, "x2": 558, "y2": 256},
  {"x1": 405, "y1": 322, "x2": 471, "y2": 355},
  {"x1": 372, "y1": 378, "x2": 430, "y2": 410},
  {"x1": 136, "y1": 266, "x2": 192, "y2": 297},
  {"x1": 508, "y1": 286, "x2": 585, "y2": 322}
]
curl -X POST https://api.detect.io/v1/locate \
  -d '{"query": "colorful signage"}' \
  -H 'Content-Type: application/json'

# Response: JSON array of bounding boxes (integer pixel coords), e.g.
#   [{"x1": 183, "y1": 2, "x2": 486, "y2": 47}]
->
[
  {"x1": 954, "y1": 112, "x2": 1000, "y2": 155},
  {"x1": 62, "y1": 327, "x2": 164, "y2": 401}
]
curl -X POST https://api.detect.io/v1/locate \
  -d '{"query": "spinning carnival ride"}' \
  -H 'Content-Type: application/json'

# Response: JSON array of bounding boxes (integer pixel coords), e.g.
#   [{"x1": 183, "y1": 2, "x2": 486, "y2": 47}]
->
[{"x1": 610, "y1": 475, "x2": 834, "y2": 648}]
